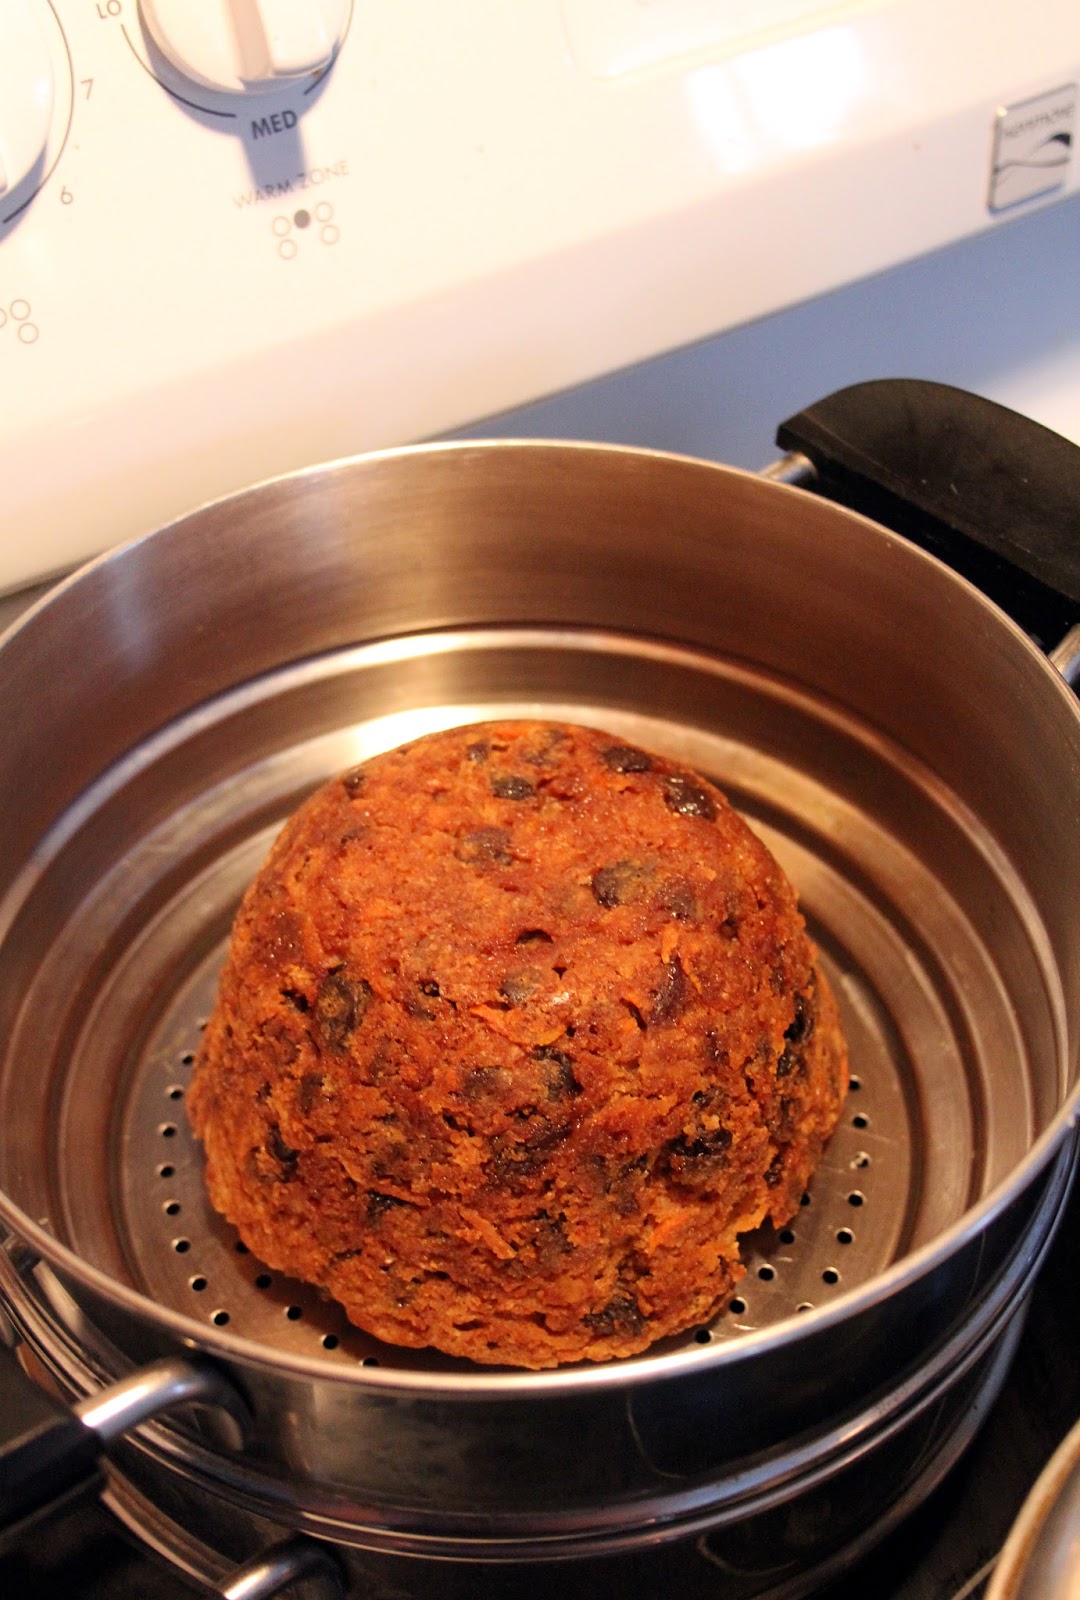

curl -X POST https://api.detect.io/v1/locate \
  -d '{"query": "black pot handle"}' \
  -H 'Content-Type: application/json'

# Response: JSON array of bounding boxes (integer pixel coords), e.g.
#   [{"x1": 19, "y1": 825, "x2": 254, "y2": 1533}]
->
[
  {"x1": 775, "y1": 379, "x2": 1080, "y2": 648},
  {"x1": 0, "y1": 1360, "x2": 102, "y2": 1535},
  {"x1": 0, "y1": 1352, "x2": 248, "y2": 1538}
]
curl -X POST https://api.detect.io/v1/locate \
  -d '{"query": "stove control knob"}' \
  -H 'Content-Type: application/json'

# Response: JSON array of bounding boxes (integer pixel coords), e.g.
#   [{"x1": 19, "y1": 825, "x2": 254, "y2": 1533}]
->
[
  {"x1": 0, "y1": 0, "x2": 55, "y2": 199},
  {"x1": 139, "y1": 0, "x2": 349, "y2": 96}
]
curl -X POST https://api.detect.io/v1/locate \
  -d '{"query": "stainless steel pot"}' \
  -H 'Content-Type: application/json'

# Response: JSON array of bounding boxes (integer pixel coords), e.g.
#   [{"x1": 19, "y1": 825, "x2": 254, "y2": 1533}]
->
[
  {"x1": 987, "y1": 1409, "x2": 1080, "y2": 1600},
  {"x1": 0, "y1": 380, "x2": 1078, "y2": 1597}
]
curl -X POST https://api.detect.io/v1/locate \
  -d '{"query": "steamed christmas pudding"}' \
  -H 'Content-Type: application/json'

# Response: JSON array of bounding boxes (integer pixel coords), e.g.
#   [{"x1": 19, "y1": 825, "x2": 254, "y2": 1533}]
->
[{"x1": 188, "y1": 721, "x2": 848, "y2": 1368}]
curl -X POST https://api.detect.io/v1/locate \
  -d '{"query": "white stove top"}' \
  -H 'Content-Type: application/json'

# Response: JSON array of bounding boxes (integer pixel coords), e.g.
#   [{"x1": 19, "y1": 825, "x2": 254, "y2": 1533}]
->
[
  {"x1": 1, "y1": 0, "x2": 1078, "y2": 593},
  {"x1": 465, "y1": 188, "x2": 1080, "y2": 470}
]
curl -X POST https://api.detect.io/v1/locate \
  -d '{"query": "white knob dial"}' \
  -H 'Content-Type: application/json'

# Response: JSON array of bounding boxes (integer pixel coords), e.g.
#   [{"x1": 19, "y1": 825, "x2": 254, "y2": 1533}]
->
[
  {"x1": 0, "y1": 1, "x2": 56, "y2": 198},
  {"x1": 139, "y1": 0, "x2": 350, "y2": 96}
]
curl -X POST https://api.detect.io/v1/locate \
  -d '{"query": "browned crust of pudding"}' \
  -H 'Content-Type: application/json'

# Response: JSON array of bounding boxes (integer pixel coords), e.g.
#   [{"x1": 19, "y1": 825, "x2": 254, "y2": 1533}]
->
[{"x1": 188, "y1": 721, "x2": 848, "y2": 1368}]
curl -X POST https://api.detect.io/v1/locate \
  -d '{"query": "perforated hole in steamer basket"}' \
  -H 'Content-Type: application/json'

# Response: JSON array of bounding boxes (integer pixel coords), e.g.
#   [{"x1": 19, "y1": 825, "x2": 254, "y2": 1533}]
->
[{"x1": 122, "y1": 932, "x2": 907, "y2": 1372}]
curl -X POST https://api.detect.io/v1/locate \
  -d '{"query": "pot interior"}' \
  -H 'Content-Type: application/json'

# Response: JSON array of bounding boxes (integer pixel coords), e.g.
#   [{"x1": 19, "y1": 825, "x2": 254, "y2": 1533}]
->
[{"x1": 0, "y1": 441, "x2": 1075, "y2": 1378}]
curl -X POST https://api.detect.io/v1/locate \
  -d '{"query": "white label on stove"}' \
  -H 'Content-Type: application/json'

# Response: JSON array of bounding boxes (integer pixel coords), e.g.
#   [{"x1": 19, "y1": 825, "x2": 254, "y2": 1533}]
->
[
  {"x1": 989, "y1": 84, "x2": 1076, "y2": 212},
  {"x1": 561, "y1": 0, "x2": 888, "y2": 78}
]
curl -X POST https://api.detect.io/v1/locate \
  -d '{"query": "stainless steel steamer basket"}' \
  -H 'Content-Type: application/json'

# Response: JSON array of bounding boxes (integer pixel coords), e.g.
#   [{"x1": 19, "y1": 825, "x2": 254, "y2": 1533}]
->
[
  {"x1": 1, "y1": 382, "x2": 1079, "y2": 1590},
  {"x1": 1, "y1": 1145, "x2": 1069, "y2": 1596}
]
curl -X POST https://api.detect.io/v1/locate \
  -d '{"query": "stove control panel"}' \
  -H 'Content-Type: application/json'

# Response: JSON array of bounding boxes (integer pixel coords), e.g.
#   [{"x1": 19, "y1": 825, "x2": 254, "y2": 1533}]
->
[
  {"x1": 0, "y1": 0, "x2": 1077, "y2": 594},
  {"x1": 563, "y1": 0, "x2": 884, "y2": 78}
]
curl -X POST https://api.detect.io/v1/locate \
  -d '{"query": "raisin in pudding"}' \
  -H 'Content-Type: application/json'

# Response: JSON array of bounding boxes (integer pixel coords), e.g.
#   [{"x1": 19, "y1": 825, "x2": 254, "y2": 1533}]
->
[{"x1": 188, "y1": 721, "x2": 848, "y2": 1368}]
